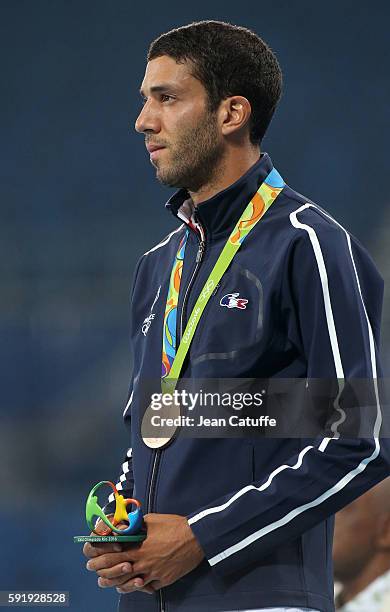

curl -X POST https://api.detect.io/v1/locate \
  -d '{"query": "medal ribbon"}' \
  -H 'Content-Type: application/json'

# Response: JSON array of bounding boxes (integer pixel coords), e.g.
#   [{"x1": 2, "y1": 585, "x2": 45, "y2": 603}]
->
[
  {"x1": 161, "y1": 231, "x2": 189, "y2": 378},
  {"x1": 161, "y1": 167, "x2": 285, "y2": 395}
]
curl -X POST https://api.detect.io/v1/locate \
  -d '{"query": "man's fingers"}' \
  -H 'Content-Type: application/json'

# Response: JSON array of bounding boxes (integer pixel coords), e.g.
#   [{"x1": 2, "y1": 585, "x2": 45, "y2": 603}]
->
[
  {"x1": 116, "y1": 581, "x2": 155, "y2": 595},
  {"x1": 116, "y1": 576, "x2": 147, "y2": 593},
  {"x1": 146, "y1": 580, "x2": 162, "y2": 591},
  {"x1": 98, "y1": 575, "x2": 133, "y2": 588},
  {"x1": 116, "y1": 574, "x2": 163, "y2": 594},
  {"x1": 96, "y1": 562, "x2": 133, "y2": 580},
  {"x1": 86, "y1": 552, "x2": 131, "y2": 572},
  {"x1": 96, "y1": 567, "x2": 156, "y2": 593},
  {"x1": 138, "y1": 584, "x2": 155, "y2": 595},
  {"x1": 83, "y1": 541, "x2": 122, "y2": 559}
]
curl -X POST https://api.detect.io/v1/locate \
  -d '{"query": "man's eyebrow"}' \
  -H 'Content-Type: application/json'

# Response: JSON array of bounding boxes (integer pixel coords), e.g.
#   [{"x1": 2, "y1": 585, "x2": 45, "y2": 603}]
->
[{"x1": 139, "y1": 84, "x2": 179, "y2": 97}]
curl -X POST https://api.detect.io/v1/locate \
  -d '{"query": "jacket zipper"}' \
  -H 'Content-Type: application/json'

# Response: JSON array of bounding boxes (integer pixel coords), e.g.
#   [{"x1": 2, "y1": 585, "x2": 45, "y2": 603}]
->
[
  {"x1": 159, "y1": 589, "x2": 164, "y2": 612},
  {"x1": 147, "y1": 220, "x2": 206, "y2": 612},
  {"x1": 147, "y1": 451, "x2": 160, "y2": 514},
  {"x1": 147, "y1": 450, "x2": 165, "y2": 610},
  {"x1": 179, "y1": 222, "x2": 206, "y2": 343}
]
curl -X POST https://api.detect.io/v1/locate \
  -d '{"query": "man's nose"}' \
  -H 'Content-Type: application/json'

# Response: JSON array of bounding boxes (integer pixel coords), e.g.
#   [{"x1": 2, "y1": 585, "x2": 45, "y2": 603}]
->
[{"x1": 135, "y1": 101, "x2": 160, "y2": 134}]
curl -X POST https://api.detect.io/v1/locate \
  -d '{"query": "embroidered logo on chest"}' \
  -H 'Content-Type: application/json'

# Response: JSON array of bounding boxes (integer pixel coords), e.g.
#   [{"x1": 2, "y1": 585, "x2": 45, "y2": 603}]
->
[
  {"x1": 142, "y1": 285, "x2": 161, "y2": 336},
  {"x1": 141, "y1": 313, "x2": 155, "y2": 336},
  {"x1": 220, "y1": 292, "x2": 249, "y2": 310}
]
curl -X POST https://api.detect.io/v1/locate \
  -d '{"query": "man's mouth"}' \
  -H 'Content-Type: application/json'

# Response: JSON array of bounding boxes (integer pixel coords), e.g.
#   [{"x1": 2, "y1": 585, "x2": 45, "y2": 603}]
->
[
  {"x1": 146, "y1": 143, "x2": 166, "y2": 161},
  {"x1": 146, "y1": 142, "x2": 166, "y2": 153}
]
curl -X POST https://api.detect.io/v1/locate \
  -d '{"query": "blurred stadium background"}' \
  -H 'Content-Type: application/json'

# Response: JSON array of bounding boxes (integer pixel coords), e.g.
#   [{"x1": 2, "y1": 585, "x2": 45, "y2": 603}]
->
[{"x1": 0, "y1": 1, "x2": 389, "y2": 609}]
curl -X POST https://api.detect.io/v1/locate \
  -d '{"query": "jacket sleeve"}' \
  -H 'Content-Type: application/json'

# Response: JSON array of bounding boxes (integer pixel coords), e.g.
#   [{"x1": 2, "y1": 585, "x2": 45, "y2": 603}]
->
[{"x1": 187, "y1": 211, "x2": 390, "y2": 578}]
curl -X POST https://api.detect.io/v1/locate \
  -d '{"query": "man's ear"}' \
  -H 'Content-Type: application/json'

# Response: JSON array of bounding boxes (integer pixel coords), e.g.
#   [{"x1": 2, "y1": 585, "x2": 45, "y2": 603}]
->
[{"x1": 219, "y1": 96, "x2": 252, "y2": 138}]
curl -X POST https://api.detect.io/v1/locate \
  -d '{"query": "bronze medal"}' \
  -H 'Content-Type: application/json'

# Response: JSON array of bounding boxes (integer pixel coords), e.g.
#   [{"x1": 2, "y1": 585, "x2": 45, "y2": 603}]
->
[{"x1": 141, "y1": 393, "x2": 181, "y2": 449}]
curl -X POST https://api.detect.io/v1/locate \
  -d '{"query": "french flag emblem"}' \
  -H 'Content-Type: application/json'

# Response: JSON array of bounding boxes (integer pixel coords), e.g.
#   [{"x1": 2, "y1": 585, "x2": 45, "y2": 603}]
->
[{"x1": 220, "y1": 292, "x2": 249, "y2": 310}]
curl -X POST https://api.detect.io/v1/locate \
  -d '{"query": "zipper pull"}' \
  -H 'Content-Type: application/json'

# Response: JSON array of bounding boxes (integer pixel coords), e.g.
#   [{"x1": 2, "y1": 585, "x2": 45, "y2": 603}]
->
[
  {"x1": 196, "y1": 240, "x2": 205, "y2": 262},
  {"x1": 212, "y1": 282, "x2": 220, "y2": 296}
]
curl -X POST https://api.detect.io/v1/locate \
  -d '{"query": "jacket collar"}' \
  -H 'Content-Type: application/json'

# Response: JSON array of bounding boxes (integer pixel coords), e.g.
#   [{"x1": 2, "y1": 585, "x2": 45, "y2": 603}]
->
[{"x1": 165, "y1": 152, "x2": 274, "y2": 242}]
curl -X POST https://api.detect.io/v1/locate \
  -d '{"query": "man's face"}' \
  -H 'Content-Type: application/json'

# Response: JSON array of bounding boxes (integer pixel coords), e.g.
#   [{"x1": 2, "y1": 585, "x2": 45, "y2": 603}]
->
[{"x1": 135, "y1": 55, "x2": 225, "y2": 191}]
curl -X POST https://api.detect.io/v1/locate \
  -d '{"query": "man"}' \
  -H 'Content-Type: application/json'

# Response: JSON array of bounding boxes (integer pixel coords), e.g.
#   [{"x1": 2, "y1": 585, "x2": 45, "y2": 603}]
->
[
  {"x1": 83, "y1": 20, "x2": 390, "y2": 612},
  {"x1": 333, "y1": 478, "x2": 390, "y2": 611}
]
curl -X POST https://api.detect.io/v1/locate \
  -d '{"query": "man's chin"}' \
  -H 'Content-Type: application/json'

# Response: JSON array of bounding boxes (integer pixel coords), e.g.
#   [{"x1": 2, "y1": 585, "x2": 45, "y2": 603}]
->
[
  {"x1": 155, "y1": 167, "x2": 182, "y2": 188},
  {"x1": 152, "y1": 161, "x2": 170, "y2": 185}
]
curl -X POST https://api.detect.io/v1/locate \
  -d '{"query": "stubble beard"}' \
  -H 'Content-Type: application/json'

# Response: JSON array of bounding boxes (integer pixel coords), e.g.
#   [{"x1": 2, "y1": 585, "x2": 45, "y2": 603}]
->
[{"x1": 155, "y1": 109, "x2": 225, "y2": 192}]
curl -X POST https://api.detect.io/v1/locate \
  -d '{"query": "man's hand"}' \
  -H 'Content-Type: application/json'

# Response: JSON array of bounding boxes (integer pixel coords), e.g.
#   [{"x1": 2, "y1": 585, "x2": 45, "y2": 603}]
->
[
  {"x1": 82, "y1": 517, "x2": 155, "y2": 594},
  {"x1": 85, "y1": 513, "x2": 205, "y2": 594}
]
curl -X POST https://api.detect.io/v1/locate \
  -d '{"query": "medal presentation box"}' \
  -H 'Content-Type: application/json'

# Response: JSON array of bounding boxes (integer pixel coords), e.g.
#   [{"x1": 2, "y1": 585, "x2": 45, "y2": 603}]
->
[{"x1": 74, "y1": 480, "x2": 146, "y2": 543}]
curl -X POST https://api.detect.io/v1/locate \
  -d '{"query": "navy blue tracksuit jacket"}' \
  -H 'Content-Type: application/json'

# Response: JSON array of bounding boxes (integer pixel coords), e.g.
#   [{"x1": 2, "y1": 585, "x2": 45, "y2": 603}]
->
[{"x1": 107, "y1": 153, "x2": 390, "y2": 612}]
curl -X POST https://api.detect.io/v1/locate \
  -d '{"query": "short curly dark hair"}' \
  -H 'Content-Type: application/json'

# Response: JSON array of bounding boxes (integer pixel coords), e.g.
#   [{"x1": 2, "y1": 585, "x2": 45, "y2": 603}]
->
[{"x1": 148, "y1": 20, "x2": 282, "y2": 145}]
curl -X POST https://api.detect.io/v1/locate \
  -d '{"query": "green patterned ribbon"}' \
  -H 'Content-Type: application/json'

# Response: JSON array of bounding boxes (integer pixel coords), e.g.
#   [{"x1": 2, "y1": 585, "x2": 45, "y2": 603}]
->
[{"x1": 161, "y1": 167, "x2": 285, "y2": 395}]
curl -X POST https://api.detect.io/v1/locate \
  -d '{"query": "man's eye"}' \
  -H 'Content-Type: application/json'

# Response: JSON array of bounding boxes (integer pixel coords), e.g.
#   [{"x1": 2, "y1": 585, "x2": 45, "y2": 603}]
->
[{"x1": 161, "y1": 94, "x2": 174, "y2": 102}]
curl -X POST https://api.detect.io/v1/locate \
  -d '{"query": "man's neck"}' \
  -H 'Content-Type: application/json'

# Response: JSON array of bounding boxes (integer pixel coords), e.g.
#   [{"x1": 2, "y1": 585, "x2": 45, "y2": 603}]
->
[{"x1": 189, "y1": 145, "x2": 261, "y2": 206}]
